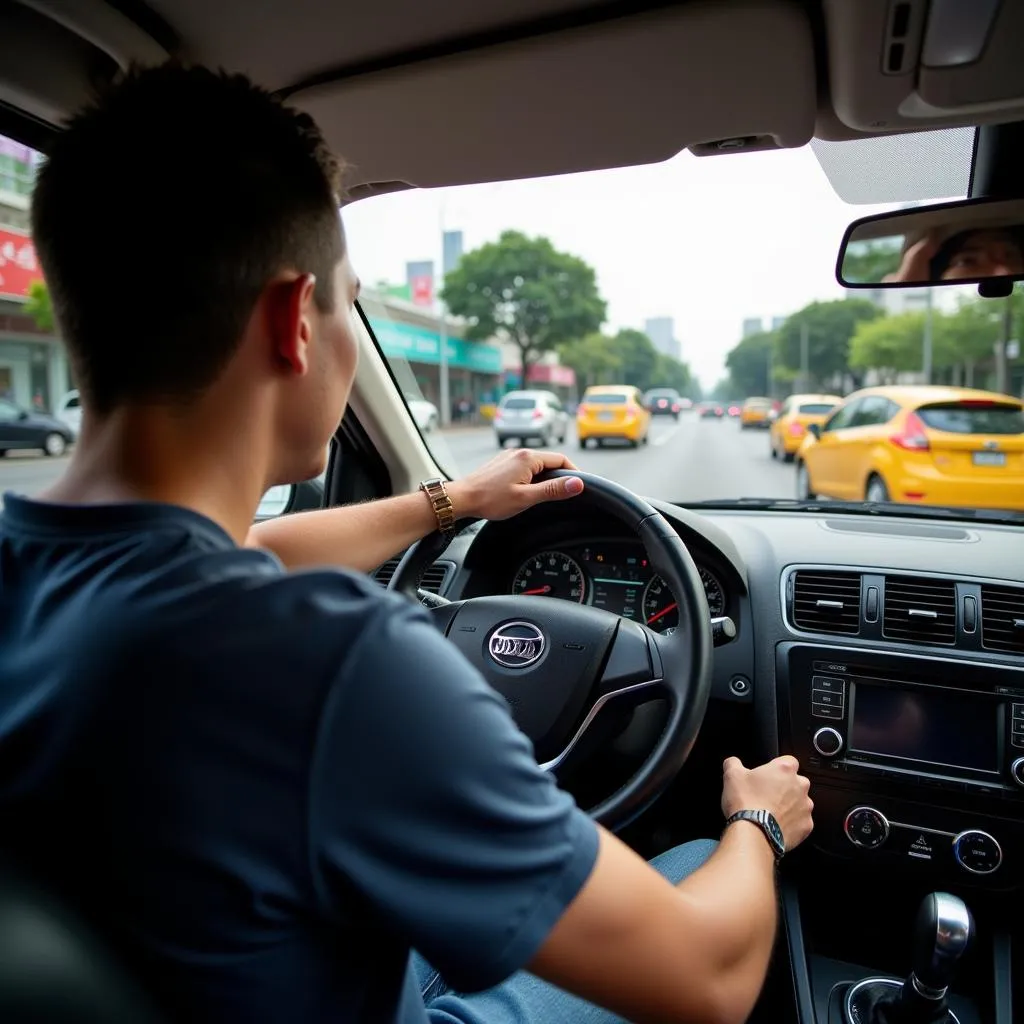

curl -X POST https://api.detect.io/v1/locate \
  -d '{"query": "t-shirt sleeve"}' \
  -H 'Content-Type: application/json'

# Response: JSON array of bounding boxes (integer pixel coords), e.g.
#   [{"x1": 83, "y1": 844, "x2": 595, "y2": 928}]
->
[{"x1": 307, "y1": 595, "x2": 599, "y2": 992}]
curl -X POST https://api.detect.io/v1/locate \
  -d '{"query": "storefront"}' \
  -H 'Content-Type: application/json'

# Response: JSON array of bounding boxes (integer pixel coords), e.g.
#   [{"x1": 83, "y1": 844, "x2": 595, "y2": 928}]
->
[
  {"x1": 363, "y1": 296, "x2": 503, "y2": 420},
  {"x1": 502, "y1": 361, "x2": 578, "y2": 405}
]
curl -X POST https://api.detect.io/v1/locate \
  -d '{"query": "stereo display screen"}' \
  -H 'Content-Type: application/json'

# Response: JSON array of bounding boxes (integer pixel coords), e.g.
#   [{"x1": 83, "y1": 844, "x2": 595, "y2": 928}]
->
[{"x1": 849, "y1": 684, "x2": 998, "y2": 774}]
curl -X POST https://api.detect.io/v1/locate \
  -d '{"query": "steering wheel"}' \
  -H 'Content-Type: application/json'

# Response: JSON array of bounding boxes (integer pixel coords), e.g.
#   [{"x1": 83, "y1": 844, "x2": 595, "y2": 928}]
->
[{"x1": 388, "y1": 469, "x2": 713, "y2": 832}]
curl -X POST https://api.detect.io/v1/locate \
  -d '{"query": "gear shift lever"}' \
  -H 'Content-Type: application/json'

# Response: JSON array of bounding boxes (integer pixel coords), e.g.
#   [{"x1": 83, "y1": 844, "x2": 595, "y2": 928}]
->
[{"x1": 844, "y1": 892, "x2": 973, "y2": 1024}]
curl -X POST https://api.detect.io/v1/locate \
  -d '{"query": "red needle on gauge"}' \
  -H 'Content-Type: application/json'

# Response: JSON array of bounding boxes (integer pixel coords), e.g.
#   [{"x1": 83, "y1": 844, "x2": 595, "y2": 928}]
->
[
  {"x1": 521, "y1": 585, "x2": 552, "y2": 595},
  {"x1": 647, "y1": 602, "x2": 678, "y2": 625}
]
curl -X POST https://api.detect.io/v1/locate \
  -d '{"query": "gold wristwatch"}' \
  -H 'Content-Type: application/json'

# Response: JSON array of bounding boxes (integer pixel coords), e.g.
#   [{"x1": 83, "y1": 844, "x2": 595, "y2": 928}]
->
[{"x1": 419, "y1": 478, "x2": 457, "y2": 534}]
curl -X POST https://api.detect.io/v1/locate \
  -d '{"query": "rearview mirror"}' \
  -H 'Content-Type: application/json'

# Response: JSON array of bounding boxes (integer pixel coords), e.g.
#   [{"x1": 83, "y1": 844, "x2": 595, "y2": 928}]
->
[{"x1": 837, "y1": 197, "x2": 1024, "y2": 290}]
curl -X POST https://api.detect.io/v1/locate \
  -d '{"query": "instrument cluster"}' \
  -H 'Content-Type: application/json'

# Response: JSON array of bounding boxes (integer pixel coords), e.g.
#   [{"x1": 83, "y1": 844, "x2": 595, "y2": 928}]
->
[{"x1": 510, "y1": 541, "x2": 727, "y2": 632}]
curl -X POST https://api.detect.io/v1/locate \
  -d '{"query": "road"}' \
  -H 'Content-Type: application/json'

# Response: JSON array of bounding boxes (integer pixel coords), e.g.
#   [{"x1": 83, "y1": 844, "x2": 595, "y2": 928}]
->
[
  {"x1": 0, "y1": 415, "x2": 797, "y2": 504},
  {"x1": 434, "y1": 413, "x2": 793, "y2": 503}
]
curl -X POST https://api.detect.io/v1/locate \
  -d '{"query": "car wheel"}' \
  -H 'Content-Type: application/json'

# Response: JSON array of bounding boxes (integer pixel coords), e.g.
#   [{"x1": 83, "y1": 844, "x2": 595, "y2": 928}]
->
[
  {"x1": 783, "y1": 451, "x2": 795, "y2": 464},
  {"x1": 865, "y1": 475, "x2": 890, "y2": 503},
  {"x1": 796, "y1": 461, "x2": 815, "y2": 500},
  {"x1": 44, "y1": 432, "x2": 67, "y2": 457}
]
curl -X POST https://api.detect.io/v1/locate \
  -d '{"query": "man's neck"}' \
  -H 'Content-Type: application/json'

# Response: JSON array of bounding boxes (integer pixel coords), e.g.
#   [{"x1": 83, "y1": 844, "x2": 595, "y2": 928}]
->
[{"x1": 38, "y1": 405, "x2": 269, "y2": 545}]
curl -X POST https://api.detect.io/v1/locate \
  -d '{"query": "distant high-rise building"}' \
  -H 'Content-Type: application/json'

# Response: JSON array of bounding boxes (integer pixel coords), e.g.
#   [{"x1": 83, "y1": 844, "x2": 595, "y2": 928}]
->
[
  {"x1": 770, "y1": 315, "x2": 786, "y2": 331},
  {"x1": 644, "y1": 316, "x2": 682, "y2": 360},
  {"x1": 742, "y1": 317, "x2": 764, "y2": 338}
]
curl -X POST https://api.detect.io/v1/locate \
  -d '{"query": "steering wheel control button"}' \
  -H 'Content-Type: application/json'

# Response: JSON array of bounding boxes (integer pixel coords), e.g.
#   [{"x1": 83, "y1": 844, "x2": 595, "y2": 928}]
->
[
  {"x1": 844, "y1": 806, "x2": 890, "y2": 850},
  {"x1": 953, "y1": 830, "x2": 1002, "y2": 875},
  {"x1": 812, "y1": 727, "x2": 844, "y2": 758},
  {"x1": 728, "y1": 675, "x2": 750, "y2": 697},
  {"x1": 599, "y1": 619, "x2": 654, "y2": 689},
  {"x1": 487, "y1": 621, "x2": 546, "y2": 669},
  {"x1": 1010, "y1": 758, "x2": 1024, "y2": 788}
]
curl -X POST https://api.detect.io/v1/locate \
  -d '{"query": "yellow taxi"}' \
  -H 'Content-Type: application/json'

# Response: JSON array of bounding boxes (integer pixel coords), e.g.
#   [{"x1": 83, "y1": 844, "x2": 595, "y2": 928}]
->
[
  {"x1": 739, "y1": 397, "x2": 774, "y2": 429},
  {"x1": 576, "y1": 385, "x2": 651, "y2": 448},
  {"x1": 795, "y1": 385, "x2": 1024, "y2": 510},
  {"x1": 769, "y1": 392, "x2": 843, "y2": 461}
]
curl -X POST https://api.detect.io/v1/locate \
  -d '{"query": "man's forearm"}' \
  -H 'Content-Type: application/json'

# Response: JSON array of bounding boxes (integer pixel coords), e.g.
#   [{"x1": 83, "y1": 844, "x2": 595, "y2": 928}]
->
[
  {"x1": 673, "y1": 822, "x2": 778, "y2": 1022},
  {"x1": 246, "y1": 481, "x2": 476, "y2": 573}
]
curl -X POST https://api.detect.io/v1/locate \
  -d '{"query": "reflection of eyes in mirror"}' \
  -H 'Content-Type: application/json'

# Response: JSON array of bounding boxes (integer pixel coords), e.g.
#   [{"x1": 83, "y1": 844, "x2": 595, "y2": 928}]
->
[{"x1": 838, "y1": 197, "x2": 1024, "y2": 288}]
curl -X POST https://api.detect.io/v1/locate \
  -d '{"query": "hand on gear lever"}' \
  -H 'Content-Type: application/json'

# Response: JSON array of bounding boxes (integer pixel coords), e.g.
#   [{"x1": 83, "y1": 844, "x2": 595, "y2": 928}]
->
[{"x1": 844, "y1": 892, "x2": 973, "y2": 1024}]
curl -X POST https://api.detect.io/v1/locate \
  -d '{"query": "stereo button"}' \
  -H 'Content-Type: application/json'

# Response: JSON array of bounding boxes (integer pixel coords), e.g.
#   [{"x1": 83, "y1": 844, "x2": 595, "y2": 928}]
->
[
  {"x1": 953, "y1": 830, "x2": 1002, "y2": 875},
  {"x1": 812, "y1": 703, "x2": 842, "y2": 720},
  {"x1": 811, "y1": 675, "x2": 845, "y2": 691},
  {"x1": 811, "y1": 690, "x2": 843, "y2": 706},
  {"x1": 1012, "y1": 704, "x2": 1024, "y2": 721},
  {"x1": 844, "y1": 807, "x2": 889, "y2": 850},
  {"x1": 812, "y1": 727, "x2": 843, "y2": 757}
]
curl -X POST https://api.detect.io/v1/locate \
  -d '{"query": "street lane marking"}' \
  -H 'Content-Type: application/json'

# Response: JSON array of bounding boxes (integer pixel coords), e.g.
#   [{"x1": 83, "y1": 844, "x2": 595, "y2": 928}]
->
[{"x1": 652, "y1": 424, "x2": 684, "y2": 447}]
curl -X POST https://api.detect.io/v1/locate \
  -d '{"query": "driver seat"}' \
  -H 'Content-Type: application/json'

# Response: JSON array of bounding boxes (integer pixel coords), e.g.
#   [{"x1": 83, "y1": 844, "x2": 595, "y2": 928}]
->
[{"x1": 0, "y1": 857, "x2": 166, "y2": 1023}]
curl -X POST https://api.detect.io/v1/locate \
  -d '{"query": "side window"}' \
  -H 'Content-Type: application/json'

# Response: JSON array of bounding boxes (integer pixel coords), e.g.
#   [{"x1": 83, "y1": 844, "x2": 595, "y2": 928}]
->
[
  {"x1": 822, "y1": 399, "x2": 859, "y2": 433},
  {"x1": 850, "y1": 396, "x2": 891, "y2": 427},
  {"x1": 0, "y1": 400, "x2": 20, "y2": 421}
]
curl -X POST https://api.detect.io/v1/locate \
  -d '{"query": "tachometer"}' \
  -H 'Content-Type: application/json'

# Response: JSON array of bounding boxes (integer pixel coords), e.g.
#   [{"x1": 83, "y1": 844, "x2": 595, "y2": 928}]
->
[
  {"x1": 512, "y1": 551, "x2": 587, "y2": 604},
  {"x1": 642, "y1": 567, "x2": 725, "y2": 631}
]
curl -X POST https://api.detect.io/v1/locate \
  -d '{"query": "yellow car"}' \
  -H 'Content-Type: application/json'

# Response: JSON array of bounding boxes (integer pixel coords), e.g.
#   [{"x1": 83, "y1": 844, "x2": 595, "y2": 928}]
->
[
  {"x1": 770, "y1": 393, "x2": 842, "y2": 461},
  {"x1": 795, "y1": 385, "x2": 1024, "y2": 511},
  {"x1": 739, "y1": 397, "x2": 773, "y2": 429},
  {"x1": 576, "y1": 385, "x2": 651, "y2": 448}
]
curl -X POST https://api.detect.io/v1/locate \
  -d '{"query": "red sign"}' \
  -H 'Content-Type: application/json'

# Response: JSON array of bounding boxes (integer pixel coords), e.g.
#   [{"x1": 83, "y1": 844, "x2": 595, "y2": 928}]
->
[
  {"x1": 410, "y1": 274, "x2": 434, "y2": 306},
  {"x1": 0, "y1": 228, "x2": 42, "y2": 300},
  {"x1": 527, "y1": 363, "x2": 576, "y2": 387}
]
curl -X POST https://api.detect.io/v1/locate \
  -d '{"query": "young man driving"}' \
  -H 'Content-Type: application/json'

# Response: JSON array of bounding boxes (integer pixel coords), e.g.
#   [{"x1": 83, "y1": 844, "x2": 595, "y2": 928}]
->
[{"x1": 0, "y1": 64, "x2": 813, "y2": 1024}]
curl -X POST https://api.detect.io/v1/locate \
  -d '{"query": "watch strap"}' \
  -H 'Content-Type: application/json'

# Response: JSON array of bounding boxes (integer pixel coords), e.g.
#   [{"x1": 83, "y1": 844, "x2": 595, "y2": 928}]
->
[
  {"x1": 724, "y1": 809, "x2": 785, "y2": 860},
  {"x1": 419, "y1": 478, "x2": 457, "y2": 534}
]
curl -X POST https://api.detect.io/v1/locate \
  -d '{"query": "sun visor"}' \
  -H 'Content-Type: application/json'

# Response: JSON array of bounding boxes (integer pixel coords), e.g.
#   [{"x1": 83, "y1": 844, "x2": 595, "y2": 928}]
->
[
  {"x1": 290, "y1": 1, "x2": 816, "y2": 192},
  {"x1": 822, "y1": 0, "x2": 1024, "y2": 135}
]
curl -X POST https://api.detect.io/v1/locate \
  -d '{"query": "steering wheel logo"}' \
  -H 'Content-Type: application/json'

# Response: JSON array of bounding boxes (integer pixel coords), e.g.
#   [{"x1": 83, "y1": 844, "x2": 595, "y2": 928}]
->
[{"x1": 488, "y1": 621, "x2": 547, "y2": 669}]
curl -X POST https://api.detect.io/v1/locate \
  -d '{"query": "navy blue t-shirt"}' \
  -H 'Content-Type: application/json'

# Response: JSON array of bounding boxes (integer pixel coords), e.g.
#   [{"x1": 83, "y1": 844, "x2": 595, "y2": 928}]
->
[{"x1": 0, "y1": 494, "x2": 598, "y2": 1022}]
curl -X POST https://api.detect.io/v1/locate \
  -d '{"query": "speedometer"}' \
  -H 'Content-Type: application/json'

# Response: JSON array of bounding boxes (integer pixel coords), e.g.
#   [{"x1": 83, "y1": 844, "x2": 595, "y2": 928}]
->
[
  {"x1": 512, "y1": 551, "x2": 587, "y2": 604},
  {"x1": 642, "y1": 567, "x2": 725, "y2": 631}
]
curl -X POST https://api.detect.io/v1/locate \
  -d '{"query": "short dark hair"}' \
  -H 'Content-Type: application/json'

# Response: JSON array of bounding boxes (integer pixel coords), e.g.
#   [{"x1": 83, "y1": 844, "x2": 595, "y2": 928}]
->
[{"x1": 31, "y1": 62, "x2": 345, "y2": 413}]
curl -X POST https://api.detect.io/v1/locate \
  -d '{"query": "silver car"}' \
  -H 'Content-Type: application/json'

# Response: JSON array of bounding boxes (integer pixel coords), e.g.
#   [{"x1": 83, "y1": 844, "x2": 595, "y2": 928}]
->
[{"x1": 494, "y1": 390, "x2": 570, "y2": 447}]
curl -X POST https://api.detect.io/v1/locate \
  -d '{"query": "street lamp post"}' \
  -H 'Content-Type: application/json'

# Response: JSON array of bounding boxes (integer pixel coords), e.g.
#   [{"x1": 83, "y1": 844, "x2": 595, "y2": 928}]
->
[
  {"x1": 437, "y1": 199, "x2": 451, "y2": 427},
  {"x1": 922, "y1": 286, "x2": 933, "y2": 384}
]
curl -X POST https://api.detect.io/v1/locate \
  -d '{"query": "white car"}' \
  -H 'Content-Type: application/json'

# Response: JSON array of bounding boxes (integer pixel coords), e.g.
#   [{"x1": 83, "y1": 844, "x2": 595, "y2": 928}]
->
[
  {"x1": 405, "y1": 394, "x2": 439, "y2": 433},
  {"x1": 493, "y1": 390, "x2": 570, "y2": 447},
  {"x1": 55, "y1": 390, "x2": 82, "y2": 438}
]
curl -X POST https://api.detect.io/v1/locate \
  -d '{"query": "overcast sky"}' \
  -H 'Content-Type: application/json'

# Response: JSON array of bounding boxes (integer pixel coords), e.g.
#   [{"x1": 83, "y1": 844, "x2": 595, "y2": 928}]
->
[{"x1": 344, "y1": 144, "x2": 909, "y2": 388}]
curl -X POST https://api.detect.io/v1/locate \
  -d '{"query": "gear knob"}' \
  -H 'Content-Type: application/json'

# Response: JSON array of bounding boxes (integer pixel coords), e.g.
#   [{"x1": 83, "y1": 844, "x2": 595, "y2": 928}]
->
[{"x1": 910, "y1": 892, "x2": 973, "y2": 996}]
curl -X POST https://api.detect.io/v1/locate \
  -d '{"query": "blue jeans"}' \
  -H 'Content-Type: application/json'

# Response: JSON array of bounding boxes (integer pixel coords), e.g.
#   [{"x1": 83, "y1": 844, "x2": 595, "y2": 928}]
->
[{"x1": 413, "y1": 838, "x2": 718, "y2": 1024}]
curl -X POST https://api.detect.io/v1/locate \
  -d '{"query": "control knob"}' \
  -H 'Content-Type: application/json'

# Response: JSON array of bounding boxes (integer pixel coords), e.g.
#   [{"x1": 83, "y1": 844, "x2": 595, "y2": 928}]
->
[
  {"x1": 953, "y1": 830, "x2": 1002, "y2": 875},
  {"x1": 812, "y1": 726, "x2": 844, "y2": 758},
  {"x1": 844, "y1": 806, "x2": 890, "y2": 850},
  {"x1": 1011, "y1": 757, "x2": 1024, "y2": 789}
]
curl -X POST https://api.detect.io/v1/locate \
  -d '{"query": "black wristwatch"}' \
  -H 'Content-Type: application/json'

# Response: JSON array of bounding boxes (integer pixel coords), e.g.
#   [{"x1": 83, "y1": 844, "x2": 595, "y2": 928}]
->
[{"x1": 724, "y1": 809, "x2": 785, "y2": 861}]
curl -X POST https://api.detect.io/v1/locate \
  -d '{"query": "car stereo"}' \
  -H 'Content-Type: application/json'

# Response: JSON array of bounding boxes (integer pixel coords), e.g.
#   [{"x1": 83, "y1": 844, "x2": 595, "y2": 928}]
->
[{"x1": 785, "y1": 646, "x2": 1024, "y2": 795}]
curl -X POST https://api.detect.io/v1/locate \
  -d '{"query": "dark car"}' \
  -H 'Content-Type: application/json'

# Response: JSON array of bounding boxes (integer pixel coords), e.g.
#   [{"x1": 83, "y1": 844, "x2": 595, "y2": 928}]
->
[
  {"x1": 697, "y1": 401, "x2": 724, "y2": 418},
  {"x1": 0, "y1": 398, "x2": 74, "y2": 457},
  {"x1": 642, "y1": 387, "x2": 683, "y2": 419}
]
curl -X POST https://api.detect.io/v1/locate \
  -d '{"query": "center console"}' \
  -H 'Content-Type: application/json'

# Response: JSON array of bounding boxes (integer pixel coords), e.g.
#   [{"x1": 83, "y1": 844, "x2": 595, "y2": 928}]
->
[
  {"x1": 780, "y1": 642, "x2": 1024, "y2": 883},
  {"x1": 776, "y1": 642, "x2": 1024, "y2": 1023}
]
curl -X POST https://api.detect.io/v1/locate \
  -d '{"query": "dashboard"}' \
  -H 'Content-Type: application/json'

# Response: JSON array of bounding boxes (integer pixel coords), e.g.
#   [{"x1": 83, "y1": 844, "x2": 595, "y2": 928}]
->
[
  {"x1": 397, "y1": 495, "x2": 1024, "y2": 901},
  {"x1": 508, "y1": 541, "x2": 727, "y2": 632}
]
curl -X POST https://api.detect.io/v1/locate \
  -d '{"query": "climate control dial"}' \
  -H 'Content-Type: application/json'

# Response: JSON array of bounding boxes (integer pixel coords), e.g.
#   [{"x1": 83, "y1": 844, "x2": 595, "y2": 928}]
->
[
  {"x1": 812, "y1": 727, "x2": 844, "y2": 758},
  {"x1": 953, "y1": 830, "x2": 1002, "y2": 875},
  {"x1": 844, "y1": 806, "x2": 890, "y2": 850}
]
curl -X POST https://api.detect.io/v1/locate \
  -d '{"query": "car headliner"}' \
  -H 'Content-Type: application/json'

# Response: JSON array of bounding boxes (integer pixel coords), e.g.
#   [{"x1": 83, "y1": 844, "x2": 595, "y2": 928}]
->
[{"x1": 3, "y1": 1, "x2": 1024, "y2": 201}]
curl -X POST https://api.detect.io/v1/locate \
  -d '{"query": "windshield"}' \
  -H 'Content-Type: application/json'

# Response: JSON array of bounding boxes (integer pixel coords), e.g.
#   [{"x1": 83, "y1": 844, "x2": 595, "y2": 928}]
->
[
  {"x1": 347, "y1": 144, "x2": 1024, "y2": 519},
  {"x1": 500, "y1": 397, "x2": 538, "y2": 409}
]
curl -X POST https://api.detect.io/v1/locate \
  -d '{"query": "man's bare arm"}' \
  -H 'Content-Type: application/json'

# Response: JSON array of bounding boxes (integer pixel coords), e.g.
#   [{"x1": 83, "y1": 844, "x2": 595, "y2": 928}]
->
[
  {"x1": 529, "y1": 756, "x2": 813, "y2": 1024},
  {"x1": 245, "y1": 449, "x2": 584, "y2": 573}
]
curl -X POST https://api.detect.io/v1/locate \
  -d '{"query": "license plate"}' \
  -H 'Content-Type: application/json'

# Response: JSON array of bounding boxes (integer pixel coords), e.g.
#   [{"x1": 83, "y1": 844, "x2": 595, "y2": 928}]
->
[
  {"x1": 972, "y1": 451, "x2": 1006, "y2": 467},
  {"x1": 598, "y1": 411, "x2": 614, "y2": 422}
]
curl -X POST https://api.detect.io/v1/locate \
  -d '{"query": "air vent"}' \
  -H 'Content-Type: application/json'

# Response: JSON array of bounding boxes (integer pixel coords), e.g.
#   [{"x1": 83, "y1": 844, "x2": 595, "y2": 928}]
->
[
  {"x1": 883, "y1": 576, "x2": 956, "y2": 645},
  {"x1": 980, "y1": 584, "x2": 1024, "y2": 654},
  {"x1": 792, "y1": 571, "x2": 862, "y2": 635},
  {"x1": 372, "y1": 557, "x2": 451, "y2": 597}
]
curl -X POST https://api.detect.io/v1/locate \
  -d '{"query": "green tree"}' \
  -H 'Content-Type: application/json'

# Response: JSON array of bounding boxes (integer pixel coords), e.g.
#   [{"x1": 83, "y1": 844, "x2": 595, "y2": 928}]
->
[
  {"x1": 613, "y1": 328, "x2": 659, "y2": 389},
  {"x1": 776, "y1": 299, "x2": 882, "y2": 388},
  {"x1": 724, "y1": 330, "x2": 776, "y2": 397},
  {"x1": 840, "y1": 239, "x2": 903, "y2": 285},
  {"x1": 849, "y1": 312, "x2": 928, "y2": 383},
  {"x1": 652, "y1": 352, "x2": 692, "y2": 394},
  {"x1": 441, "y1": 230, "x2": 607, "y2": 380},
  {"x1": 24, "y1": 279, "x2": 55, "y2": 333},
  {"x1": 557, "y1": 332, "x2": 622, "y2": 390}
]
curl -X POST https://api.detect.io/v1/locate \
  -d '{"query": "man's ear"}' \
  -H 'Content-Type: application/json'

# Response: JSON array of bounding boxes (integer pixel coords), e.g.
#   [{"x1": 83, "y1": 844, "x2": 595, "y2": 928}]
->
[{"x1": 269, "y1": 273, "x2": 317, "y2": 376}]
